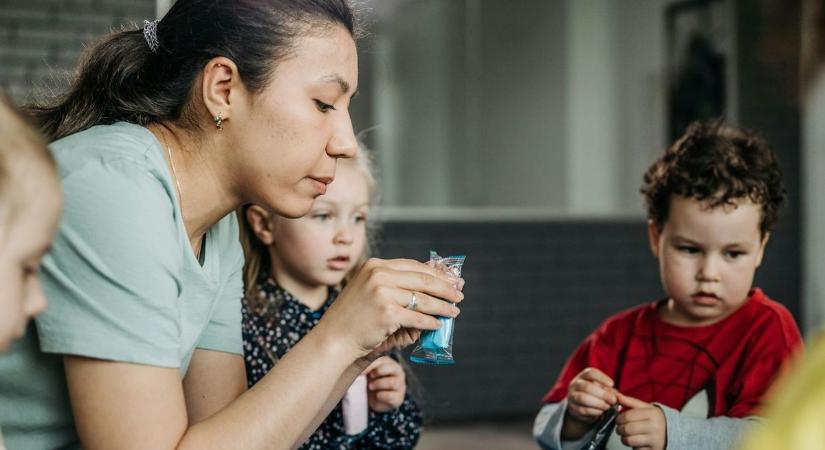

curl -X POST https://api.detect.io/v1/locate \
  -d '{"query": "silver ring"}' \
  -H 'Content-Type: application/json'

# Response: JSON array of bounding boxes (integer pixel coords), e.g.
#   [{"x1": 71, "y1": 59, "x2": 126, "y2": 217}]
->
[{"x1": 406, "y1": 292, "x2": 418, "y2": 311}]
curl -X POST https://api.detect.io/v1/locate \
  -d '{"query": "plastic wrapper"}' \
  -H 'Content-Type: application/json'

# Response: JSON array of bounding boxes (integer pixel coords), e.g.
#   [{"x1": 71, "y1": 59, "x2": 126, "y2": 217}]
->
[
  {"x1": 581, "y1": 404, "x2": 619, "y2": 450},
  {"x1": 410, "y1": 251, "x2": 465, "y2": 365}
]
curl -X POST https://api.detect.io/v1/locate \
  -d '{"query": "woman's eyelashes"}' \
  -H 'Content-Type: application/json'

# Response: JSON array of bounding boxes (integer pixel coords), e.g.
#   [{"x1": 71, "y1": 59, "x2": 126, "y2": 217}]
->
[{"x1": 314, "y1": 99, "x2": 336, "y2": 113}]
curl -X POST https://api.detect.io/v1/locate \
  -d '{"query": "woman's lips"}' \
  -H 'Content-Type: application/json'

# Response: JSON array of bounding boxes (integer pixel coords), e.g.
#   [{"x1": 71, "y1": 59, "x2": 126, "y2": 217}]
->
[{"x1": 310, "y1": 178, "x2": 328, "y2": 195}]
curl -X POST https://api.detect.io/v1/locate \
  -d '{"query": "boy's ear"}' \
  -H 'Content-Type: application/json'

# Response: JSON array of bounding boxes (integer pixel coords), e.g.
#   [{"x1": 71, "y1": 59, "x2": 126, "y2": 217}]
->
[
  {"x1": 755, "y1": 232, "x2": 771, "y2": 268},
  {"x1": 647, "y1": 220, "x2": 661, "y2": 257},
  {"x1": 245, "y1": 205, "x2": 276, "y2": 246}
]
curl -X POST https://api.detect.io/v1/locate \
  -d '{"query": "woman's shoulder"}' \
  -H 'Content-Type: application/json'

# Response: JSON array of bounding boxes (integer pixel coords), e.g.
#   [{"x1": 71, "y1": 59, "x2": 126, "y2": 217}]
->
[{"x1": 50, "y1": 122, "x2": 165, "y2": 177}]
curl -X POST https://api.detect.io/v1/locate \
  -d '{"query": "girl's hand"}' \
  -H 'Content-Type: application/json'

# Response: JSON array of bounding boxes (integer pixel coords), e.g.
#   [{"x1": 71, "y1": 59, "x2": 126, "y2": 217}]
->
[
  {"x1": 565, "y1": 367, "x2": 618, "y2": 425},
  {"x1": 615, "y1": 393, "x2": 667, "y2": 450},
  {"x1": 365, "y1": 356, "x2": 406, "y2": 412},
  {"x1": 318, "y1": 258, "x2": 464, "y2": 360}
]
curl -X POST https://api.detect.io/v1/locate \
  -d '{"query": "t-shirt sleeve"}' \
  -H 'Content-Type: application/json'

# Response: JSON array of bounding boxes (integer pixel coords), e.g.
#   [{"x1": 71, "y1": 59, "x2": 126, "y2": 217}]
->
[
  {"x1": 726, "y1": 306, "x2": 803, "y2": 418},
  {"x1": 36, "y1": 159, "x2": 184, "y2": 368},
  {"x1": 195, "y1": 214, "x2": 243, "y2": 355}
]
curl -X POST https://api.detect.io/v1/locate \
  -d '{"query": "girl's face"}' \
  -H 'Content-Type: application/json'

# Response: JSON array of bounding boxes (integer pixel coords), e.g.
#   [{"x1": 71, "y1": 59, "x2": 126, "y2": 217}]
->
[
  {"x1": 0, "y1": 163, "x2": 61, "y2": 350},
  {"x1": 231, "y1": 24, "x2": 359, "y2": 219},
  {"x1": 269, "y1": 162, "x2": 369, "y2": 294}
]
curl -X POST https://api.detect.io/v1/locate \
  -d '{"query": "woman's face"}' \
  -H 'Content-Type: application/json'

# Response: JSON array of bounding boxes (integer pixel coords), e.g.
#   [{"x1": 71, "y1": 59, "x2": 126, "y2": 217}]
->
[
  {"x1": 232, "y1": 24, "x2": 359, "y2": 218},
  {"x1": 0, "y1": 162, "x2": 61, "y2": 350}
]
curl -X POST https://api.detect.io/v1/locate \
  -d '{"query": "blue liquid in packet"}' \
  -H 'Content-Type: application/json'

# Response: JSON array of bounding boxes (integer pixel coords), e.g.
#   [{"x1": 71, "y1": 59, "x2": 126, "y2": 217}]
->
[{"x1": 410, "y1": 251, "x2": 465, "y2": 365}]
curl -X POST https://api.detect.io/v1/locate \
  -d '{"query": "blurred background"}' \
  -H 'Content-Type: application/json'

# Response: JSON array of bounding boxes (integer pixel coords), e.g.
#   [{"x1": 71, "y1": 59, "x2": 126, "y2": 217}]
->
[{"x1": 1, "y1": 0, "x2": 823, "y2": 448}]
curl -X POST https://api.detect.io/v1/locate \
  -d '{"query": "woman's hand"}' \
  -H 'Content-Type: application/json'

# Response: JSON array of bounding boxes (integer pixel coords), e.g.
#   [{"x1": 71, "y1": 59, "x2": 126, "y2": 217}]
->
[
  {"x1": 365, "y1": 356, "x2": 406, "y2": 413},
  {"x1": 318, "y1": 258, "x2": 464, "y2": 360}
]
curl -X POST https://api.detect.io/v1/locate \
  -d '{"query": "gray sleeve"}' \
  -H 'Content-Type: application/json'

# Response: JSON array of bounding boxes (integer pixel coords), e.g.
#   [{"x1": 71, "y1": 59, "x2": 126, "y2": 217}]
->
[
  {"x1": 658, "y1": 404, "x2": 761, "y2": 450},
  {"x1": 533, "y1": 400, "x2": 597, "y2": 450}
]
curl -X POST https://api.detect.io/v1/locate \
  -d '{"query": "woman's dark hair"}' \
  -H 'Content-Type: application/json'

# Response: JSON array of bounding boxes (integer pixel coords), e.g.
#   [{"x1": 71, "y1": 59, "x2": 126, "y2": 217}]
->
[
  {"x1": 29, "y1": 0, "x2": 357, "y2": 142},
  {"x1": 641, "y1": 120, "x2": 786, "y2": 236}
]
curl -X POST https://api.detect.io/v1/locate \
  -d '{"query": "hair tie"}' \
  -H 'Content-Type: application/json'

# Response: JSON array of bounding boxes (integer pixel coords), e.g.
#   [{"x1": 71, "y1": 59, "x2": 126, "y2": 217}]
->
[{"x1": 143, "y1": 19, "x2": 159, "y2": 53}]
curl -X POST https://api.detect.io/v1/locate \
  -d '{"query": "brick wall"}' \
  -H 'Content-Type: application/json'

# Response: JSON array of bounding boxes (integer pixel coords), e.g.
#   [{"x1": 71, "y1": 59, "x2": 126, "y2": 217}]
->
[{"x1": 0, "y1": 0, "x2": 155, "y2": 102}]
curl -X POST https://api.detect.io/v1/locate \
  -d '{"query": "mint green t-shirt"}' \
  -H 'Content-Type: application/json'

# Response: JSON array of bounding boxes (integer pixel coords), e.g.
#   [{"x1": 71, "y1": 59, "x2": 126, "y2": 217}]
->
[{"x1": 0, "y1": 122, "x2": 244, "y2": 449}]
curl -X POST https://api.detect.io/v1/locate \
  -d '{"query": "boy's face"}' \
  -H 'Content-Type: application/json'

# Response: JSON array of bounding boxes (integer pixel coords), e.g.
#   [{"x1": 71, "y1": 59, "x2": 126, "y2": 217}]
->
[{"x1": 648, "y1": 195, "x2": 769, "y2": 326}]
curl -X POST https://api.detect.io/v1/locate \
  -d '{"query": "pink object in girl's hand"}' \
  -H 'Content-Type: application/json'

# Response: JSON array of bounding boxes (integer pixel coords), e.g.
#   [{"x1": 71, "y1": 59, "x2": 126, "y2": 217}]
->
[{"x1": 342, "y1": 374, "x2": 369, "y2": 435}]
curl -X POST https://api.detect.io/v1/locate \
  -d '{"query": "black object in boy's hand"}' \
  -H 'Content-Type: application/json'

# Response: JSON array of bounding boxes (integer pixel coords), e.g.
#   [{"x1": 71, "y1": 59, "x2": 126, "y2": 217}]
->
[{"x1": 580, "y1": 404, "x2": 619, "y2": 450}]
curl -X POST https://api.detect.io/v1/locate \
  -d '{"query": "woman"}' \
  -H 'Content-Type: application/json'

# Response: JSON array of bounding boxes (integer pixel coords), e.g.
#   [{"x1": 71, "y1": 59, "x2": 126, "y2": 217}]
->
[{"x1": 0, "y1": 2, "x2": 463, "y2": 449}]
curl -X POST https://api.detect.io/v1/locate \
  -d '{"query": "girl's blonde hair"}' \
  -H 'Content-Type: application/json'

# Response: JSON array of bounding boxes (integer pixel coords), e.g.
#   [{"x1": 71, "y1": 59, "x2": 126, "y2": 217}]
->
[
  {"x1": 239, "y1": 141, "x2": 379, "y2": 313},
  {"x1": 0, "y1": 97, "x2": 57, "y2": 223}
]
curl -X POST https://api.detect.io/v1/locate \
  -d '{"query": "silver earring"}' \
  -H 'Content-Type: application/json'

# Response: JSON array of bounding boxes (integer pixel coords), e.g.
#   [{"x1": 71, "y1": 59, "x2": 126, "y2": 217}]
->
[{"x1": 214, "y1": 112, "x2": 223, "y2": 130}]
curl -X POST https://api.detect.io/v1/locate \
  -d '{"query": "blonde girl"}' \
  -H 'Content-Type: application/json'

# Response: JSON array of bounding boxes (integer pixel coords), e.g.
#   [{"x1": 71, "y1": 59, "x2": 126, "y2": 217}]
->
[{"x1": 240, "y1": 146, "x2": 422, "y2": 449}]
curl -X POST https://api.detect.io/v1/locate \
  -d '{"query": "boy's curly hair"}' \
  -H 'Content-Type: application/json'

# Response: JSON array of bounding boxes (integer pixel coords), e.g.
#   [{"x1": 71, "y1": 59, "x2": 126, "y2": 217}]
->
[{"x1": 641, "y1": 120, "x2": 786, "y2": 236}]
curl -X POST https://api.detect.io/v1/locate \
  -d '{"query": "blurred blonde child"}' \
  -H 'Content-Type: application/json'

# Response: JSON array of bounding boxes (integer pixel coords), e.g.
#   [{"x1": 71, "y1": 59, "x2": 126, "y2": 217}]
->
[
  {"x1": 0, "y1": 98, "x2": 62, "y2": 449},
  {"x1": 239, "y1": 145, "x2": 422, "y2": 449}
]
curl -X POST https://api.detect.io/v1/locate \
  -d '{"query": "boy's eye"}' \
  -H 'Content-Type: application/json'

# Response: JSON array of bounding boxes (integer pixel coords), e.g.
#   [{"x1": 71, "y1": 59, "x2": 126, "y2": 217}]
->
[
  {"x1": 353, "y1": 214, "x2": 366, "y2": 224},
  {"x1": 677, "y1": 245, "x2": 700, "y2": 254},
  {"x1": 314, "y1": 100, "x2": 335, "y2": 113},
  {"x1": 313, "y1": 213, "x2": 331, "y2": 221},
  {"x1": 725, "y1": 250, "x2": 745, "y2": 259}
]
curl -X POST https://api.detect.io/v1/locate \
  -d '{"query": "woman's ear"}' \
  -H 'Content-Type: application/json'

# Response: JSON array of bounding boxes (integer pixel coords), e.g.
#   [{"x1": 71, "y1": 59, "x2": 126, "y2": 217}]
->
[
  {"x1": 246, "y1": 205, "x2": 276, "y2": 246},
  {"x1": 201, "y1": 57, "x2": 244, "y2": 128}
]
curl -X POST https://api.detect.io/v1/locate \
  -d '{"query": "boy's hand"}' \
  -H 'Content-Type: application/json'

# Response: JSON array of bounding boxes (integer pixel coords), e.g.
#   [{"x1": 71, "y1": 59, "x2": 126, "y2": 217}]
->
[
  {"x1": 565, "y1": 367, "x2": 618, "y2": 425},
  {"x1": 365, "y1": 356, "x2": 406, "y2": 413},
  {"x1": 615, "y1": 393, "x2": 666, "y2": 450}
]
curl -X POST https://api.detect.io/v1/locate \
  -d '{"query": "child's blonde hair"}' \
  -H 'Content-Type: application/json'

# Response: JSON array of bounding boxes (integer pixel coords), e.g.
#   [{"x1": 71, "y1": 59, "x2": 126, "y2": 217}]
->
[
  {"x1": 0, "y1": 97, "x2": 57, "y2": 223},
  {"x1": 239, "y1": 141, "x2": 379, "y2": 313}
]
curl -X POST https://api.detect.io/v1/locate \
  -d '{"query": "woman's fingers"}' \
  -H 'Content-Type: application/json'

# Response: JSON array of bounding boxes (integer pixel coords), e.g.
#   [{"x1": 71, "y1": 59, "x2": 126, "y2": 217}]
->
[
  {"x1": 389, "y1": 287, "x2": 459, "y2": 319},
  {"x1": 368, "y1": 265, "x2": 464, "y2": 306},
  {"x1": 379, "y1": 258, "x2": 464, "y2": 286}
]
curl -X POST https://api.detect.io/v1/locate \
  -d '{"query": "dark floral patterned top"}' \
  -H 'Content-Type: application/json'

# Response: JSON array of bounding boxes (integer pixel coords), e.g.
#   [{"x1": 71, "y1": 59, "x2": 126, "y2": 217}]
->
[{"x1": 242, "y1": 272, "x2": 423, "y2": 450}]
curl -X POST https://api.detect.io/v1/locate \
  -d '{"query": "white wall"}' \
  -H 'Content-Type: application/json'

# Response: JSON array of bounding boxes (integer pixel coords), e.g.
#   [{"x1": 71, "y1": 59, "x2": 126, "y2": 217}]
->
[{"x1": 803, "y1": 72, "x2": 825, "y2": 335}]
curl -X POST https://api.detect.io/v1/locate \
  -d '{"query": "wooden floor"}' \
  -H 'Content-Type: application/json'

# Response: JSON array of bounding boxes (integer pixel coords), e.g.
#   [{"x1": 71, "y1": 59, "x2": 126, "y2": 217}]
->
[{"x1": 416, "y1": 418, "x2": 537, "y2": 450}]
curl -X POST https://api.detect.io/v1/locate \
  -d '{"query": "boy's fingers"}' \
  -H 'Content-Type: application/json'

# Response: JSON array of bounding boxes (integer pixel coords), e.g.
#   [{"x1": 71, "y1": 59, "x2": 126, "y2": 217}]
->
[
  {"x1": 567, "y1": 407, "x2": 602, "y2": 423},
  {"x1": 572, "y1": 379, "x2": 616, "y2": 404},
  {"x1": 569, "y1": 392, "x2": 611, "y2": 411},
  {"x1": 617, "y1": 392, "x2": 650, "y2": 409},
  {"x1": 579, "y1": 368, "x2": 615, "y2": 388}
]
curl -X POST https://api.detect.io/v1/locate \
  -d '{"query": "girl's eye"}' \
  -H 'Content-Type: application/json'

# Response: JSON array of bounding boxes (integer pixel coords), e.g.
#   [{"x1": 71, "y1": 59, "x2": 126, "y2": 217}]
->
[
  {"x1": 353, "y1": 214, "x2": 366, "y2": 224},
  {"x1": 313, "y1": 213, "x2": 331, "y2": 221},
  {"x1": 725, "y1": 250, "x2": 745, "y2": 259},
  {"x1": 315, "y1": 100, "x2": 335, "y2": 113}
]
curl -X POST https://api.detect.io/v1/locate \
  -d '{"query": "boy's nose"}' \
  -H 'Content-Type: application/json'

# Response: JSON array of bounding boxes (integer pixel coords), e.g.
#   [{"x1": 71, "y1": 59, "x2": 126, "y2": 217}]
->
[{"x1": 696, "y1": 256, "x2": 721, "y2": 282}]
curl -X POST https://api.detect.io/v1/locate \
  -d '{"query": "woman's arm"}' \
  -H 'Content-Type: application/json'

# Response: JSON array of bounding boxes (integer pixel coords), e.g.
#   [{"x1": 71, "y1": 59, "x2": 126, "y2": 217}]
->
[
  {"x1": 66, "y1": 258, "x2": 462, "y2": 450},
  {"x1": 182, "y1": 349, "x2": 247, "y2": 424},
  {"x1": 66, "y1": 327, "x2": 356, "y2": 450}
]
